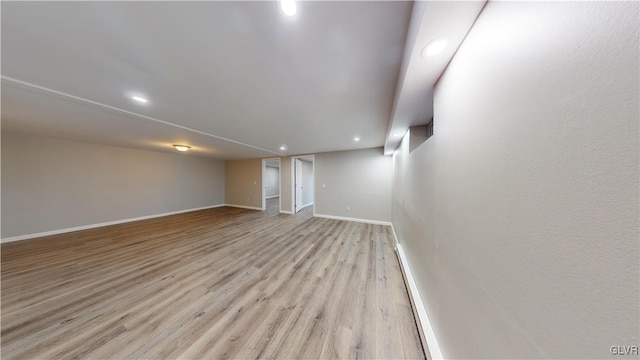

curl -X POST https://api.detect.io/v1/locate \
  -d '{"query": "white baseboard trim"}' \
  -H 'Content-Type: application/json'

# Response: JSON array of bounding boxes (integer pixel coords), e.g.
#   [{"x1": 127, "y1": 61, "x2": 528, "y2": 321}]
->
[
  {"x1": 299, "y1": 202, "x2": 314, "y2": 210},
  {"x1": 279, "y1": 210, "x2": 294, "y2": 214},
  {"x1": 266, "y1": 195, "x2": 280, "y2": 199},
  {"x1": 313, "y1": 213, "x2": 391, "y2": 226},
  {"x1": 395, "y1": 242, "x2": 444, "y2": 360},
  {"x1": 223, "y1": 204, "x2": 263, "y2": 211},
  {"x1": 1, "y1": 204, "x2": 226, "y2": 244},
  {"x1": 390, "y1": 224, "x2": 400, "y2": 245}
]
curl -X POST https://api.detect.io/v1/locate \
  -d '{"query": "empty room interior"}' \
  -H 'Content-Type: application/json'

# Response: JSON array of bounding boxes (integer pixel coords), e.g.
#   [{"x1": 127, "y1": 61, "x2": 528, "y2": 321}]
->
[{"x1": 1, "y1": 1, "x2": 639, "y2": 359}]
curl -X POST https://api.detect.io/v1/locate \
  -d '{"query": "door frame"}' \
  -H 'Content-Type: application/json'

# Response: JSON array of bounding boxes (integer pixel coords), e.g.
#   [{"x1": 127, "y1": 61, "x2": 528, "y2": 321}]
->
[
  {"x1": 291, "y1": 155, "x2": 315, "y2": 214},
  {"x1": 262, "y1": 158, "x2": 281, "y2": 211}
]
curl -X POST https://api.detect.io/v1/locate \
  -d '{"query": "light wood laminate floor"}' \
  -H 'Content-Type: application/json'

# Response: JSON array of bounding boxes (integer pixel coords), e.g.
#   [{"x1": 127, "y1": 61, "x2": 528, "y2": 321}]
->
[{"x1": 1, "y1": 199, "x2": 424, "y2": 359}]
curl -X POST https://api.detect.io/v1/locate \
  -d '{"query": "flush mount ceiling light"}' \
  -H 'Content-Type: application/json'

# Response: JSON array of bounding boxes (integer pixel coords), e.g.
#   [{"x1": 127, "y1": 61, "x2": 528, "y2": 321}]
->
[
  {"x1": 280, "y1": 0, "x2": 296, "y2": 16},
  {"x1": 353, "y1": 136, "x2": 361, "y2": 142},
  {"x1": 422, "y1": 38, "x2": 448, "y2": 57},
  {"x1": 280, "y1": 145, "x2": 287, "y2": 150},
  {"x1": 173, "y1": 145, "x2": 191, "y2": 152},
  {"x1": 131, "y1": 95, "x2": 148, "y2": 103}
]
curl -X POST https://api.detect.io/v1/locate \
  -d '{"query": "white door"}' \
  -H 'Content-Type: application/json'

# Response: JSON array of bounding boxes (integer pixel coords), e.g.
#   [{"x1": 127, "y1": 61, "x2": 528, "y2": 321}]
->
[{"x1": 295, "y1": 159, "x2": 303, "y2": 213}]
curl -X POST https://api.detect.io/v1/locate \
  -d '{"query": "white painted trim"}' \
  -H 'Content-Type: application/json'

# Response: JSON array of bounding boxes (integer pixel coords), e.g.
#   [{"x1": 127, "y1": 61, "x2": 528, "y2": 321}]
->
[
  {"x1": 266, "y1": 195, "x2": 280, "y2": 200},
  {"x1": 1, "y1": 204, "x2": 226, "y2": 243},
  {"x1": 279, "y1": 159, "x2": 282, "y2": 212},
  {"x1": 395, "y1": 243, "x2": 444, "y2": 360},
  {"x1": 292, "y1": 155, "x2": 315, "y2": 214},
  {"x1": 313, "y1": 213, "x2": 391, "y2": 226},
  {"x1": 262, "y1": 158, "x2": 282, "y2": 212},
  {"x1": 224, "y1": 204, "x2": 263, "y2": 211},
  {"x1": 279, "y1": 210, "x2": 294, "y2": 214},
  {"x1": 300, "y1": 202, "x2": 313, "y2": 210}
]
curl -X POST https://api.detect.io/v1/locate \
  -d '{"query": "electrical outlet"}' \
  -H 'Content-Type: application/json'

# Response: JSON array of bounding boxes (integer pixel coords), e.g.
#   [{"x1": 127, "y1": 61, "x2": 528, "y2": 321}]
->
[
  {"x1": 347, "y1": 205, "x2": 351, "y2": 211},
  {"x1": 322, "y1": 183, "x2": 326, "y2": 188},
  {"x1": 246, "y1": 197, "x2": 250, "y2": 202}
]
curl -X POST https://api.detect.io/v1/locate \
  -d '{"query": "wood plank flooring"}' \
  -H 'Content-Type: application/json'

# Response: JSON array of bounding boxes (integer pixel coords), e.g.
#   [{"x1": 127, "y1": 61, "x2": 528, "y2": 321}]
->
[{"x1": 1, "y1": 199, "x2": 424, "y2": 359}]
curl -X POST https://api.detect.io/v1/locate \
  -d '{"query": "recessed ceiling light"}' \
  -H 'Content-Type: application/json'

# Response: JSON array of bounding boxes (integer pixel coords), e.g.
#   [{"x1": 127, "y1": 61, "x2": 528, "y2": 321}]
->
[
  {"x1": 353, "y1": 136, "x2": 360, "y2": 142},
  {"x1": 280, "y1": 0, "x2": 296, "y2": 16},
  {"x1": 280, "y1": 145, "x2": 287, "y2": 150},
  {"x1": 131, "y1": 95, "x2": 148, "y2": 103},
  {"x1": 422, "y1": 38, "x2": 448, "y2": 57},
  {"x1": 173, "y1": 145, "x2": 191, "y2": 152}
]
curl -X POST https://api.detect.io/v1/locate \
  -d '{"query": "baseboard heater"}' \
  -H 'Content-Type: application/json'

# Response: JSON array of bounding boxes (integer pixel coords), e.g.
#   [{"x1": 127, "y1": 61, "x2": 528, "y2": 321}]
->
[{"x1": 394, "y1": 243, "x2": 443, "y2": 360}]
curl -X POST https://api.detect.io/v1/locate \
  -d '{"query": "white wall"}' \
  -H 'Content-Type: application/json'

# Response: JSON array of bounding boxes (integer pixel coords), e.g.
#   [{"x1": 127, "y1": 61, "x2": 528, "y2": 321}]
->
[
  {"x1": 264, "y1": 165, "x2": 280, "y2": 198},
  {"x1": 392, "y1": 2, "x2": 639, "y2": 359},
  {"x1": 280, "y1": 156, "x2": 293, "y2": 213},
  {"x1": 301, "y1": 160, "x2": 313, "y2": 206},
  {"x1": 315, "y1": 148, "x2": 391, "y2": 223},
  {"x1": 1, "y1": 133, "x2": 225, "y2": 240},
  {"x1": 225, "y1": 158, "x2": 262, "y2": 209}
]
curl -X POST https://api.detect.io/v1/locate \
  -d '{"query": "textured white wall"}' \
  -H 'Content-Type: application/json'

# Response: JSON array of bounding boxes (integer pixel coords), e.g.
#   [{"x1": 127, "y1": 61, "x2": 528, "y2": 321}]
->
[
  {"x1": 392, "y1": 1, "x2": 639, "y2": 359},
  {"x1": 316, "y1": 148, "x2": 391, "y2": 222},
  {"x1": 2, "y1": 133, "x2": 226, "y2": 239}
]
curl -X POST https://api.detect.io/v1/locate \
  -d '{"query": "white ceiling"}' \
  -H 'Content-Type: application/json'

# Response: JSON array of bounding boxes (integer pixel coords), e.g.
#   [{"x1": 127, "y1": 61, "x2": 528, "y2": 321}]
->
[
  {"x1": 384, "y1": 0, "x2": 486, "y2": 154},
  {"x1": 1, "y1": 1, "x2": 485, "y2": 159}
]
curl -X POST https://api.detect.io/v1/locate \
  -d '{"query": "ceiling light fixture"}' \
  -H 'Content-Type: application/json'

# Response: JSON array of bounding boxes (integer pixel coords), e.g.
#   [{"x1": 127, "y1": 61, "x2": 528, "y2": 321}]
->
[
  {"x1": 280, "y1": 0, "x2": 296, "y2": 16},
  {"x1": 131, "y1": 95, "x2": 148, "y2": 103},
  {"x1": 422, "y1": 38, "x2": 448, "y2": 57},
  {"x1": 173, "y1": 145, "x2": 191, "y2": 152},
  {"x1": 280, "y1": 145, "x2": 287, "y2": 150},
  {"x1": 353, "y1": 136, "x2": 360, "y2": 142}
]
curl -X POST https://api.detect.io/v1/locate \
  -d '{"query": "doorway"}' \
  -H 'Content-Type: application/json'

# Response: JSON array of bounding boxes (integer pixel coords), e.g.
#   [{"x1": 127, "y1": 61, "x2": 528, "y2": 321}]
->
[
  {"x1": 292, "y1": 155, "x2": 314, "y2": 214},
  {"x1": 262, "y1": 158, "x2": 281, "y2": 212}
]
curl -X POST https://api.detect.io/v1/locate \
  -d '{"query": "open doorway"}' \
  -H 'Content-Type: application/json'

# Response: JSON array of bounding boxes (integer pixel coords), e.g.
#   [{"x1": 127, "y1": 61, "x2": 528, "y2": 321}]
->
[
  {"x1": 262, "y1": 158, "x2": 281, "y2": 212},
  {"x1": 292, "y1": 155, "x2": 314, "y2": 214}
]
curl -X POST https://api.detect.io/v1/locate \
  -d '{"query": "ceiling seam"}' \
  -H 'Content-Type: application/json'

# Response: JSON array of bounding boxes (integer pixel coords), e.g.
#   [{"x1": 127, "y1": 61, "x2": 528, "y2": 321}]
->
[{"x1": 0, "y1": 75, "x2": 283, "y2": 156}]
